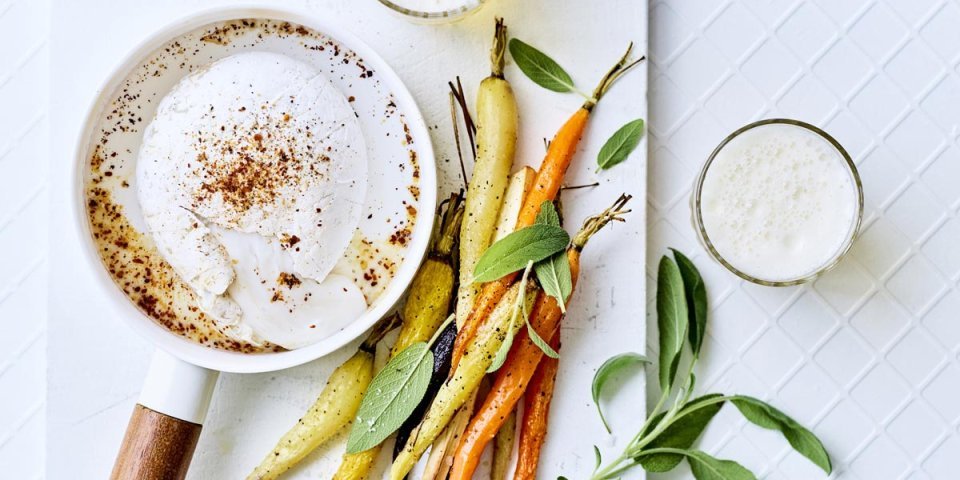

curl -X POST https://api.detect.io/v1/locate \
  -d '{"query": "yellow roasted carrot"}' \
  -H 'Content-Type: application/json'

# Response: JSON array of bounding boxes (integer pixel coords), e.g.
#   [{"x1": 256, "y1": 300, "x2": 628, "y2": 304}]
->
[
  {"x1": 456, "y1": 17, "x2": 519, "y2": 328},
  {"x1": 247, "y1": 316, "x2": 399, "y2": 480},
  {"x1": 331, "y1": 194, "x2": 463, "y2": 480},
  {"x1": 391, "y1": 282, "x2": 537, "y2": 480},
  {"x1": 491, "y1": 407, "x2": 518, "y2": 480},
  {"x1": 421, "y1": 168, "x2": 534, "y2": 480}
]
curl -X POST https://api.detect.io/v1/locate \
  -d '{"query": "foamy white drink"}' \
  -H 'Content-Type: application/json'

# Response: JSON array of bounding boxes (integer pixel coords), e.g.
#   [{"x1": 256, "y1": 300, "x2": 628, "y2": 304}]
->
[
  {"x1": 387, "y1": 0, "x2": 471, "y2": 12},
  {"x1": 696, "y1": 121, "x2": 861, "y2": 284}
]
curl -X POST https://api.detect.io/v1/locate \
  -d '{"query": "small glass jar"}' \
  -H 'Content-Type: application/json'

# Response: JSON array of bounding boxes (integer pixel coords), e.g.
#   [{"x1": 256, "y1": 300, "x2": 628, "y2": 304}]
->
[
  {"x1": 377, "y1": 0, "x2": 486, "y2": 23},
  {"x1": 691, "y1": 118, "x2": 864, "y2": 287}
]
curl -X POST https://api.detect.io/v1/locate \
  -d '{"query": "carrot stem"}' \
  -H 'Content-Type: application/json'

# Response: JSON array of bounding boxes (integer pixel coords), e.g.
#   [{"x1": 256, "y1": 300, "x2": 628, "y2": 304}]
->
[
  {"x1": 585, "y1": 43, "x2": 645, "y2": 111},
  {"x1": 490, "y1": 17, "x2": 507, "y2": 78}
]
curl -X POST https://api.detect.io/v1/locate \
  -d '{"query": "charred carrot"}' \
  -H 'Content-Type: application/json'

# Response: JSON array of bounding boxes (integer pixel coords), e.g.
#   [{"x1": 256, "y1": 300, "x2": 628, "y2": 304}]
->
[
  {"x1": 450, "y1": 46, "x2": 644, "y2": 370},
  {"x1": 393, "y1": 319, "x2": 457, "y2": 458},
  {"x1": 448, "y1": 195, "x2": 632, "y2": 480},
  {"x1": 390, "y1": 281, "x2": 538, "y2": 480},
  {"x1": 332, "y1": 194, "x2": 463, "y2": 480},
  {"x1": 514, "y1": 329, "x2": 561, "y2": 480}
]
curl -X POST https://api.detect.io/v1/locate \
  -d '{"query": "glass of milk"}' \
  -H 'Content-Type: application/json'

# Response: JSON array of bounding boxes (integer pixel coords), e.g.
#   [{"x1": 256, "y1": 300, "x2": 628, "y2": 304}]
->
[
  {"x1": 377, "y1": 0, "x2": 485, "y2": 23},
  {"x1": 693, "y1": 119, "x2": 863, "y2": 286}
]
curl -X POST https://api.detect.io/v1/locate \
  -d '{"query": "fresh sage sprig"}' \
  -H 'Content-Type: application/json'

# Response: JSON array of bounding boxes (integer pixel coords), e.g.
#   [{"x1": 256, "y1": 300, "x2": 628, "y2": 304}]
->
[
  {"x1": 583, "y1": 249, "x2": 832, "y2": 480},
  {"x1": 533, "y1": 202, "x2": 573, "y2": 313},
  {"x1": 345, "y1": 314, "x2": 455, "y2": 453},
  {"x1": 591, "y1": 352, "x2": 650, "y2": 433},
  {"x1": 596, "y1": 119, "x2": 645, "y2": 171},
  {"x1": 470, "y1": 201, "x2": 571, "y2": 360},
  {"x1": 472, "y1": 222, "x2": 568, "y2": 283}
]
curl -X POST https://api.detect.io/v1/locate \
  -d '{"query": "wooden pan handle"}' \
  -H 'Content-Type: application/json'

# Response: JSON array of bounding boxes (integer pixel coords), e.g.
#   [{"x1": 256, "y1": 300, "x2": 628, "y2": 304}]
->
[{"x1": 110, "y1": 404, "x2": 202, "y2": 480}]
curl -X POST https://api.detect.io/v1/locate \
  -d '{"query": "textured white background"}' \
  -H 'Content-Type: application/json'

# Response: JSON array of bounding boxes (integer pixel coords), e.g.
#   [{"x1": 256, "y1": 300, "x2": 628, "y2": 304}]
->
[
  {"x1": 0, "y1": 0, "x2": 957, "y2": 479},
  {"x1": 645, "y1": 0, "x2": 960, "y2": 479},
  {"x1": 0, "y1": 0, "x2": 47, "y2": 478}
]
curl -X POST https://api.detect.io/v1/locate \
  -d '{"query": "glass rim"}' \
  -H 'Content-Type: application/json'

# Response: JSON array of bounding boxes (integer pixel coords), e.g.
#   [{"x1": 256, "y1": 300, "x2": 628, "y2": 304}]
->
[
  {"x1": 692, "y1": 118, "x2": 865, "y2": 287},
  {"x1": 376, "y1": 0, "x2": 484, "y2": 20}
]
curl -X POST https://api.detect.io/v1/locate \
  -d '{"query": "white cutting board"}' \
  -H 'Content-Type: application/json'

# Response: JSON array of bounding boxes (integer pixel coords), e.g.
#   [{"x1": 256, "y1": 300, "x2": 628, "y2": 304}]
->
[{"x1": 47, "y1": 1, "x2": 648, "y2": 479}]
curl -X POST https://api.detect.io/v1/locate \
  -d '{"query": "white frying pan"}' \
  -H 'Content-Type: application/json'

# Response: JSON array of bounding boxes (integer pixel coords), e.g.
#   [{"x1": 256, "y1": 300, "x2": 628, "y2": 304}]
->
[{"x1": 70, "y1": 6, "x2": 436, "y2": 478}]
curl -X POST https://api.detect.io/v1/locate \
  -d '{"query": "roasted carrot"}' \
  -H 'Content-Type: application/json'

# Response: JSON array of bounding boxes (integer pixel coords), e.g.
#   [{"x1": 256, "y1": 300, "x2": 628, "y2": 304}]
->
[
  {"x1": 421, "y1": 395, "x2": 472, "y2": 480},
  {"x1": 457, "y1": 17, "x2": 518, "y2": 328},
  {"x1": 450, "y1": 46, "x2": 644, "y2": 370},
  {"x1": 447, "y1": 273, "x2": 570, "y2": 480},
  {"x1": 514, "y1": 329, "x2": 561, "y2": 480},
  {"x1": 393, "y1": 320, "x2": 457, "y2": 458},
  {"x1": 331, "y1": 194, "x2": 463, "y2": 480},
  {"x1": 448, "y1": 195, "x2": 632, "y2": 480},
  {"x1": 490, "y1": 407, "x2": 518, "y2": 480},
  {"x1": 248, "y1": 315, "x2": 400, "y2": 480},
  {"x1": 390, "y1": 282, "x2": 538, "y2": 480}
]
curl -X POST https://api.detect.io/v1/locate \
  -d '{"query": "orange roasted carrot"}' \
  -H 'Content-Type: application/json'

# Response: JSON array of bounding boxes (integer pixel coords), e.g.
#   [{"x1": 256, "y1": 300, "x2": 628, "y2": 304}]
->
[
  {"x1": 514, "y1": 329, "x2": 562, "y2": 480},
  {"x1": 448, "y1": 195, "x2": 631, "y2": 480},
  {"x1": 448, "y1": 270, "x2": 571, "y2": 480},
  {"x1": 450, "y1": 46, "x2": 644, "y2": 370},
  {"x1": 448, "y1": 110, "x2": 585, "y2": 370}
]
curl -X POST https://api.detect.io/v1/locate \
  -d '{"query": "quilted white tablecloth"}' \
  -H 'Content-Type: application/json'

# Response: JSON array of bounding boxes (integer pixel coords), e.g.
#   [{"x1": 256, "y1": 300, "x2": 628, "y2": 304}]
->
[
  {"x1": 0, "y1": 0, "x2": 958, "y2": 479},
  {"x1": 0, "y1": 0, "x2": 47, "y2": 477},
  {"x1": 646, "y1": 1, "x2": 960, "y2": 478}
]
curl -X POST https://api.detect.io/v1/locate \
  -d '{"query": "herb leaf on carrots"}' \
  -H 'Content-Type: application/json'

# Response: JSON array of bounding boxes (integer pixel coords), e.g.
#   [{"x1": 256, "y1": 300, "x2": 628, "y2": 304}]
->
[
  {"x1": 345, "y1": 315, "x2": 455, "y2": 453},
  {"x1": 526, "y1": 320, "x2": 560, "y2": 359},
  {"x1": 472, "y1": 224, "x2": 569, "y2": 283},
  {"x1": 533, "y1": 202, "x2": 574, "y2": 312}
]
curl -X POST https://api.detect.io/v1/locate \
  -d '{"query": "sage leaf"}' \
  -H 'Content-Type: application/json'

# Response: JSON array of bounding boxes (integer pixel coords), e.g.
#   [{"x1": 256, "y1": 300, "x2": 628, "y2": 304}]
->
[
  {"x1": 597, "y1": 119, "x2": 645, "y2": 171},
  {"x1": 686, "y1": 372, "x2": 698, "y2": 399},
  {"x1": 473, "y1": 224, "x2": 569, "y2": 283},
  {"x1": 671, "y1": 249, "x2": 707, "y2": 356},
  {"x1": 686, "y1": 450, "x2": 757, "y2": 480},
  {"x1": 508, "y1": 38, "x2": 577, "y2": 93},
  {"x1": 535, "y1": 251, "x2": 573, "y2": 312},
  {"x1": 731, "y1": 396, "x2": 832, "y2": 474},
  {"x1": 535, "y1": 200, "x2": 561, "y2": 227},
  {"x1": 526, "y1": 321, "x2": 559, "y2": 359},
  {"x1": 592, "y1": 352, "x2": 651, "y2": 433},
  {"x1": 533, "y1": 202, "x2": 570, "y2": 310},
  {"x1": 489, "y1": 264, "x2": 535, "y2": 372},
  {"x1": 638, "y1": 394, "x2": 725, "y2": 472},
  {"x1": 487, "y1": 321, "x2": 514, "y2": 372},
  {"x1": 657, "y1": 256, "x2": 688, "y2": 392},
  {"x1": 346, "y1": 343, "x2": 434, "y2": 453}
]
